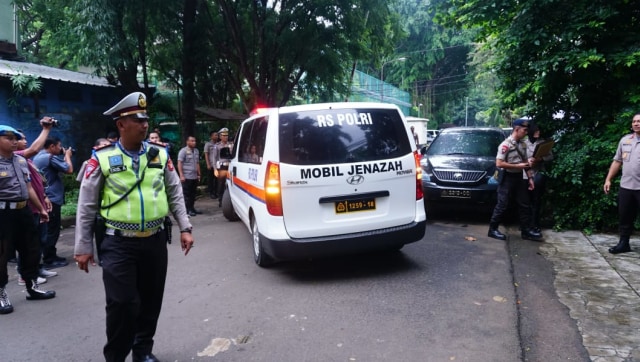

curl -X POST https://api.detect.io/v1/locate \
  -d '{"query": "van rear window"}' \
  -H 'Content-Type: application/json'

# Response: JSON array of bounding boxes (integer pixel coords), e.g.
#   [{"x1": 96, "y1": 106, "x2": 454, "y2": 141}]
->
[{"x1": 278, "y1": 108, "x2": 412, "y2": 165}]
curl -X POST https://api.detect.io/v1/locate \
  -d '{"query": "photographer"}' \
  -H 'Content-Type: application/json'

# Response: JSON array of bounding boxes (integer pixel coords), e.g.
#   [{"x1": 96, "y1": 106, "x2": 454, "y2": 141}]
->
[{"x1": 33, "y1": 137, "x2": 74, "y2": 269}]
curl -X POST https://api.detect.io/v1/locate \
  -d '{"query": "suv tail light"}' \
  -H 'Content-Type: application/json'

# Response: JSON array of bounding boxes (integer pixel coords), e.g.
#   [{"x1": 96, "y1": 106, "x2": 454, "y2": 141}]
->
[
  {"x1": 414, "y1": 151, "x2": 423, "y2": 200},
  {"x1": 265, "y1": 161, "x2": 283, "y2": 216}
]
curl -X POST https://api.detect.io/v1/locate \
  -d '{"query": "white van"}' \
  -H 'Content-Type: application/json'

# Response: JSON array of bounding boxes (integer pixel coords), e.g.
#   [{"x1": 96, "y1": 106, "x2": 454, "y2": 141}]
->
[
  {"x1": 426, "y1": 130, "x2": 440, "y2": 144},
  {"x1": 220, "y1": 102, "x2": 427, "y2": 266},
  {"x1": 405, "y1": 116, "x2": 429, "y2": 146}
]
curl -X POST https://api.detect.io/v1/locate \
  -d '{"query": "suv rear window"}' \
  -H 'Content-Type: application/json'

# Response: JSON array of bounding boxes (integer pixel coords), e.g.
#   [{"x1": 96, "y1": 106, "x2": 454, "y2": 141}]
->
[
  {"x1": 427, "y1": 130, "x2": 504, "y2": 157},
  {"x1": 278, "y1": 108, "x2": 412, "y2": 165}
]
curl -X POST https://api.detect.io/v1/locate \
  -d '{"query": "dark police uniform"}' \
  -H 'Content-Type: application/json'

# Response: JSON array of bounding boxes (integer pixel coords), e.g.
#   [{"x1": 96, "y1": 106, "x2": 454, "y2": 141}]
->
[
  {"x1": 488, "y1": 118, "x2": 542, "y2": 241},
  {"x1": 0, "y1": 126, "x2": 55, "y2": 315},
  {"x1": 74, "y1": 93, "x2": 192, "y2": 361},
  {"x1": 211, "y1": 128, "x2": 232, "y2": 206}
]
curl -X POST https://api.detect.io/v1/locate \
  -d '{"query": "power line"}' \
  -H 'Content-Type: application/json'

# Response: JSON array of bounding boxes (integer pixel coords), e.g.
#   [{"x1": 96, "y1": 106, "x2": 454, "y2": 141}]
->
[
  {"x1": 416, "y1": 79, "x2": 469, "y2": 87},
  {"x1": 402, "y1": 43, "x2": 476, "y2": 55},
  {"x1": 412, "y1": 73, "x2": 468, "y2": 85}
]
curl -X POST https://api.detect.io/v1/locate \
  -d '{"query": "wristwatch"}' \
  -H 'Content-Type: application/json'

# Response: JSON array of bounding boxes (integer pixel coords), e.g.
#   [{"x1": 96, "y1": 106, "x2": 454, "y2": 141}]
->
[{"x1": 180, "y1": 228, "x2": 192, "y2": 234}]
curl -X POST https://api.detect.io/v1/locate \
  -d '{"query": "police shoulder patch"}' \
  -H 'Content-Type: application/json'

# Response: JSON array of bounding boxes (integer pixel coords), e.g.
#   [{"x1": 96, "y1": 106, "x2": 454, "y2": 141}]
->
[{"x1": 85, "y1": 158, "x2": 99, "y2": 179}]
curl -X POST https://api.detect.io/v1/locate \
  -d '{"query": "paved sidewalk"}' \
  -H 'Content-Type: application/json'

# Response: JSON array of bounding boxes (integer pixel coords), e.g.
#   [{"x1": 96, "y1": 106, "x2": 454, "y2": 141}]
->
[{"x1": 541, "y1": 231, "x2": 640, "y2": 362}]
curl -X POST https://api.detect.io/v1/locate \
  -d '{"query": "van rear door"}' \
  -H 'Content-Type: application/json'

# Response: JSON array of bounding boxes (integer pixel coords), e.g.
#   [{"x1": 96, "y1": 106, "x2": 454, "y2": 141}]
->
[{"x1": 277, "y1": 106, "x2": 418, "y2": 238}]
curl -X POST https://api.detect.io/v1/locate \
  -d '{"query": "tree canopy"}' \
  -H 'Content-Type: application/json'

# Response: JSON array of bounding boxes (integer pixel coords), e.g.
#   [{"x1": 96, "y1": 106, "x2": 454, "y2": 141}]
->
[
  {"x1": 439, "y1": 0, "x2": 640, "y2": 231},
  {"x1": 439, "y1": 0, "x2": 640, "y2": 126}
]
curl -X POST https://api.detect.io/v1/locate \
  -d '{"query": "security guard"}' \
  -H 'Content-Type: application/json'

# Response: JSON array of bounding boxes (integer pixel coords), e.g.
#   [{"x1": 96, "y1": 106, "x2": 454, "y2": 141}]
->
[
  {"x1": 604, "y1": 112, "x2": 640, "y2": 254},
  {"x1": 0, "y1": 125, "x2": 55, "y2": 315},
  {"x1": 73, "y1": 92, "x2": 194, "y2": 362},
  {"x1": 211, "y1": 127, "x2": 232, "y2": 206},
  {"x1": 488, "y1": 118, "x2": 543, "y2": 241}
]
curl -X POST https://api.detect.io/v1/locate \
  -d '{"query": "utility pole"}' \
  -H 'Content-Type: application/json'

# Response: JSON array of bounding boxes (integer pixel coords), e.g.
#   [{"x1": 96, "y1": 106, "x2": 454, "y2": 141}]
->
[
  {"x1": 465, "y1": 96, "x2": 468, "y2": 127},
  {"x1": 380, "y1": 57, "x2": 406, "y2": 102}
]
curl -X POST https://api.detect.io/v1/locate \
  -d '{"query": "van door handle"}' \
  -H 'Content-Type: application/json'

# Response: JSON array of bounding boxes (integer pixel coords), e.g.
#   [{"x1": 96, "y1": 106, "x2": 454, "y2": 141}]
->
[{"x1": 232, "y1": 166, "x2": 236, "y2": 176}]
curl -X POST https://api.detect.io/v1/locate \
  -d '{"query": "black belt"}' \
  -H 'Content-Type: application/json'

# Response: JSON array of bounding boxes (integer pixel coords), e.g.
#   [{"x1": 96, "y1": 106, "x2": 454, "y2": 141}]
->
[{"x1": 0, "y1": 200, "x2": 28, "y2": 210}]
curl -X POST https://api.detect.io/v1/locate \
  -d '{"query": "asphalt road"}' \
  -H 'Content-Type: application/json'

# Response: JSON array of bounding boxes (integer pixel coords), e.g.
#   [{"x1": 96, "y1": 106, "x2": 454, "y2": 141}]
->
[{"x1": 1, "y1": 201, "x2": 588, "y2": 361}]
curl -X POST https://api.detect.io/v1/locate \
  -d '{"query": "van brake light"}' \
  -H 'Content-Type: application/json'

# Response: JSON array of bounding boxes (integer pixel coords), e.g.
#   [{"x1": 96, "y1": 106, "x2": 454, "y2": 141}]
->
[
  {"x1": 414, "y1": 151, "x2": 423, "y2": 200},
  {"x1": 265, "y1": 161, "x2": 283, "y2": 216}
]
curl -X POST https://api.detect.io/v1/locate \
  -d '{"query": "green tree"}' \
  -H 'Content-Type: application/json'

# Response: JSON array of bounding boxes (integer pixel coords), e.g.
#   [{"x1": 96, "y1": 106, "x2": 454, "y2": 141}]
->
[
  {"x1": 439, "y1": 0, "x2": 640, "y2": 231},
  {"x1": 206, "y1": 0, "x2": 402, "y2": 111},
  {"x1": 16, "y1": 0, "x2": 401, "y2": 137},
  {"x1": 383, "y1": 0, "x2": 476, "y2": 128}
]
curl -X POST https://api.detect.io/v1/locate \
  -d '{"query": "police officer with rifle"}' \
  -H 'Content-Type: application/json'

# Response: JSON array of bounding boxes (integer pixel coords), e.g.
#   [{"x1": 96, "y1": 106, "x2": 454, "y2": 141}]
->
[{"x1": 74, "y1": 92, "x2": 194, "y2": 362}]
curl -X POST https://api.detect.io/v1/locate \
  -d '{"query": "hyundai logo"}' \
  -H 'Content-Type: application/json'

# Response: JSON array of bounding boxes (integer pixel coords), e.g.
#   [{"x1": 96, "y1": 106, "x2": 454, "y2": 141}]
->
[
  {"x1": 453, "y1": 172, "x2": 463, "y2": 180},
  {"x1": 346, "y1": 175, "x2": 365, "y2": 185}
]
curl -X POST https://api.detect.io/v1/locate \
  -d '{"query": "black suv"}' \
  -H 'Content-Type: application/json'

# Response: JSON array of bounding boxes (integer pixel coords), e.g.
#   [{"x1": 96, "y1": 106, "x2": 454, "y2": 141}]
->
[{"x1": 420, "y1": 127, "x2": 506, "y2": 215}]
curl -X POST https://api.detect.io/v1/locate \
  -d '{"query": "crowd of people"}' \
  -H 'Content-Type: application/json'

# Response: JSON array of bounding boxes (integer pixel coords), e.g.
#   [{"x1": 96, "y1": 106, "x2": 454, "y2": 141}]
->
[{"x1": 3, "y1": 98, "x2": 639, "y2": 361}]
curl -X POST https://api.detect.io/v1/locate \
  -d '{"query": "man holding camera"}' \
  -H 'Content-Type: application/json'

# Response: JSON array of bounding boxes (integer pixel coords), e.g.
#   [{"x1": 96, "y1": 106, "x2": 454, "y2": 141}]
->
[{"x1": 33, "y1": 137, "x2": 74, "y2": 269}]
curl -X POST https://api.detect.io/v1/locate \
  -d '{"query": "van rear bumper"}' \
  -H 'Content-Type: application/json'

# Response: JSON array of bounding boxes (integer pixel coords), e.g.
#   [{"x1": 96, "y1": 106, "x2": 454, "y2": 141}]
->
[{"x1": 261, "y1": 220, "x2": 427, "y2": 262}]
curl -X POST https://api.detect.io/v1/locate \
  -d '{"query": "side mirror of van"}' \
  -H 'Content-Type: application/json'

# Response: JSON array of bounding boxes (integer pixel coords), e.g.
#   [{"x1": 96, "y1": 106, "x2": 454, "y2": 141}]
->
[
  {"x1": 220, "y1": 147, "x2": 232, "y2": 159},
  {"x1": 420, "y1": 146, "x2": 427, "y2": 155}
]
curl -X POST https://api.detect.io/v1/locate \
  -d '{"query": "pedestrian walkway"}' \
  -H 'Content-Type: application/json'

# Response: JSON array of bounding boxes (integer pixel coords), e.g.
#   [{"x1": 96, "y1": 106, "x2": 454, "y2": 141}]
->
[{"x1": 541, "y1": 231, "x2": 640, "y2": 361}]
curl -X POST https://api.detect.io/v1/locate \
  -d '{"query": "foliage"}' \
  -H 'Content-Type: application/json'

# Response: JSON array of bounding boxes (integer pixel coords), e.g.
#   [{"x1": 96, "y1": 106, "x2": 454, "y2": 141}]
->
[
  {"x1": 61, "y1": 188, "x2": 78, "y2": 217},
  {"x1": 61, "y1": 174, "x2": 79, "y2": 217},
  {"x1": 207, "y1": 0, "x2": 402, "y2": 110},
  {"x1": 7, "y1": 73, "x2": 42, "y2": 107},
  {"x1": 438, "y1": 0, "x2": 640, "y2": 231},
  {"x1": 545, "y1": 123, "x2": 621, "y2": 232},
  {"x1": 15, "y1": 0, "x2": 401, "y2": 138},
  {"x1": 438, "y1": 0, "x2": 640, "y2": 124},
  {"x1": 386, "y1": 0, "x2": 476, "y2": 127}
]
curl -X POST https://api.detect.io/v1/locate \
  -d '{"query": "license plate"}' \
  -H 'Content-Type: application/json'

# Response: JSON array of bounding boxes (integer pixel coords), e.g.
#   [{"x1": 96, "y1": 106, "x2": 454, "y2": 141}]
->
[
  {"x1": 335, "y1": 198, "x2": 376, "y2": 213},
  {"x1": 441, "y1": 189, "x2": 471, "y2": 198}
]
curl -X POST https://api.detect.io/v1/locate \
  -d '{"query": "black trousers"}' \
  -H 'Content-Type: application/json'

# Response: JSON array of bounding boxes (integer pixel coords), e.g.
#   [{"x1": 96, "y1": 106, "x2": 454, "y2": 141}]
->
[
  {"x1": 42, "y1": 202, "x2": 61, "y2": 263},
  {"x1": 0, "y1": 207, "x2": 40, "y2": 287},
  {"x1": 618, "y1": 187, "x2": 640, "y2": 238},
  {"x1": 101, "y1": 231, "x2": 168, "y2": 362},
  {"x1": 528, "y1": 173, "x2": 547, "y2": 228},
  {"x1": 207, "y1": 168, "x2": 218, "y2": 196},
  {"x1": 490, "y1": 172, "x2": 532, "y2": 229},
  {"x1": 182, "y1": 179, "x2": 198, "y2": 211}
]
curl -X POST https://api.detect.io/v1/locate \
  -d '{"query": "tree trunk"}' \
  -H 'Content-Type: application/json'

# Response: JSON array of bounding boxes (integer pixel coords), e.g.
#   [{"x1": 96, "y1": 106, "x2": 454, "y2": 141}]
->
[{"x1": 181, "y1": 0, "x2": 198, "y2": 142}]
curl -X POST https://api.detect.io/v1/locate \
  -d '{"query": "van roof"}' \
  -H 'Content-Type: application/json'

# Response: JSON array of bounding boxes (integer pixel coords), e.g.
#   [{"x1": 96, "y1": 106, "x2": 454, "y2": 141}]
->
[{"x1": 262, "y1": 102, "x2": 402, "y2": 114}]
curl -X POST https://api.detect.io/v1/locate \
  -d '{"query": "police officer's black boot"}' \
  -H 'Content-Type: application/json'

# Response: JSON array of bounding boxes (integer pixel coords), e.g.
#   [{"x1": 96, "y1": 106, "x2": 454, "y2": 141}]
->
[
  {"x1": 488, "y1": 223, "x2": 507, "y2": 240},
  {"x1": 608, "y1": 236, "x2": 631, "y2": 254},
  {"x1": 521, "y1": 228, "x2": 543, "y2": 242},
  {"x1": 25, "y1": 279, "x2": 56, "y2": 300}
]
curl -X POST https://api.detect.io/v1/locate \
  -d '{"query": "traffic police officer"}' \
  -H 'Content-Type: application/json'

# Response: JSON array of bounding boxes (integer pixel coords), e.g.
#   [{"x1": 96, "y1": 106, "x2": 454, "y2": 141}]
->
[
  {"x1": 0, "y1": 125, "x2": 55, "y2": 315},
  {"x1": 211, "y1": 127, "x2": 232, "y2": 206},
  {"x1": 488, "y1": 118, "x2": 543, "y2": 241},
  {"x1": 73, "y1": 92, "x2": 194, "y2": 362}
]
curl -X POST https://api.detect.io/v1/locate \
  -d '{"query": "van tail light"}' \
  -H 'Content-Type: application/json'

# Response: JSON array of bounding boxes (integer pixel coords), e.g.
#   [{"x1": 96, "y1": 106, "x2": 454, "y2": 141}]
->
[
  {"x1": 414, "y1": 151, "x2": 423, "y2": 200},
  {"x1": 265, "y1": 161, "x2": 283, "y2": 216}
]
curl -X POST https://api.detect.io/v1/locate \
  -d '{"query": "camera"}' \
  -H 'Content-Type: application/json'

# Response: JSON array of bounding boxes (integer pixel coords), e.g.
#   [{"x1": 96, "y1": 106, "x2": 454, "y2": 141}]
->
[
  {"x1": 44, "y1": 118, "x2": 59, "y2": 127},
  {"x1": 59, "y1": 147, "x2": 76, "y2": 155}
]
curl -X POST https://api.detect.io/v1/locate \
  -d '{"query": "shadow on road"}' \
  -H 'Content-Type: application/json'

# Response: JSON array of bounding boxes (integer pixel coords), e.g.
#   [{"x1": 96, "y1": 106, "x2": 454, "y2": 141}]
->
[{"x1": 272, "y1": 248, "x2": 421, "y2": 282}]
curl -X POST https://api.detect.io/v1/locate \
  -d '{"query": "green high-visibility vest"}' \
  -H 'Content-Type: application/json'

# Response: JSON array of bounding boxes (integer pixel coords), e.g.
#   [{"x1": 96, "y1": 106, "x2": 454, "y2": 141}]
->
[{"x1": 95, "y1": 144, "x2": 169, "y2": 231}]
